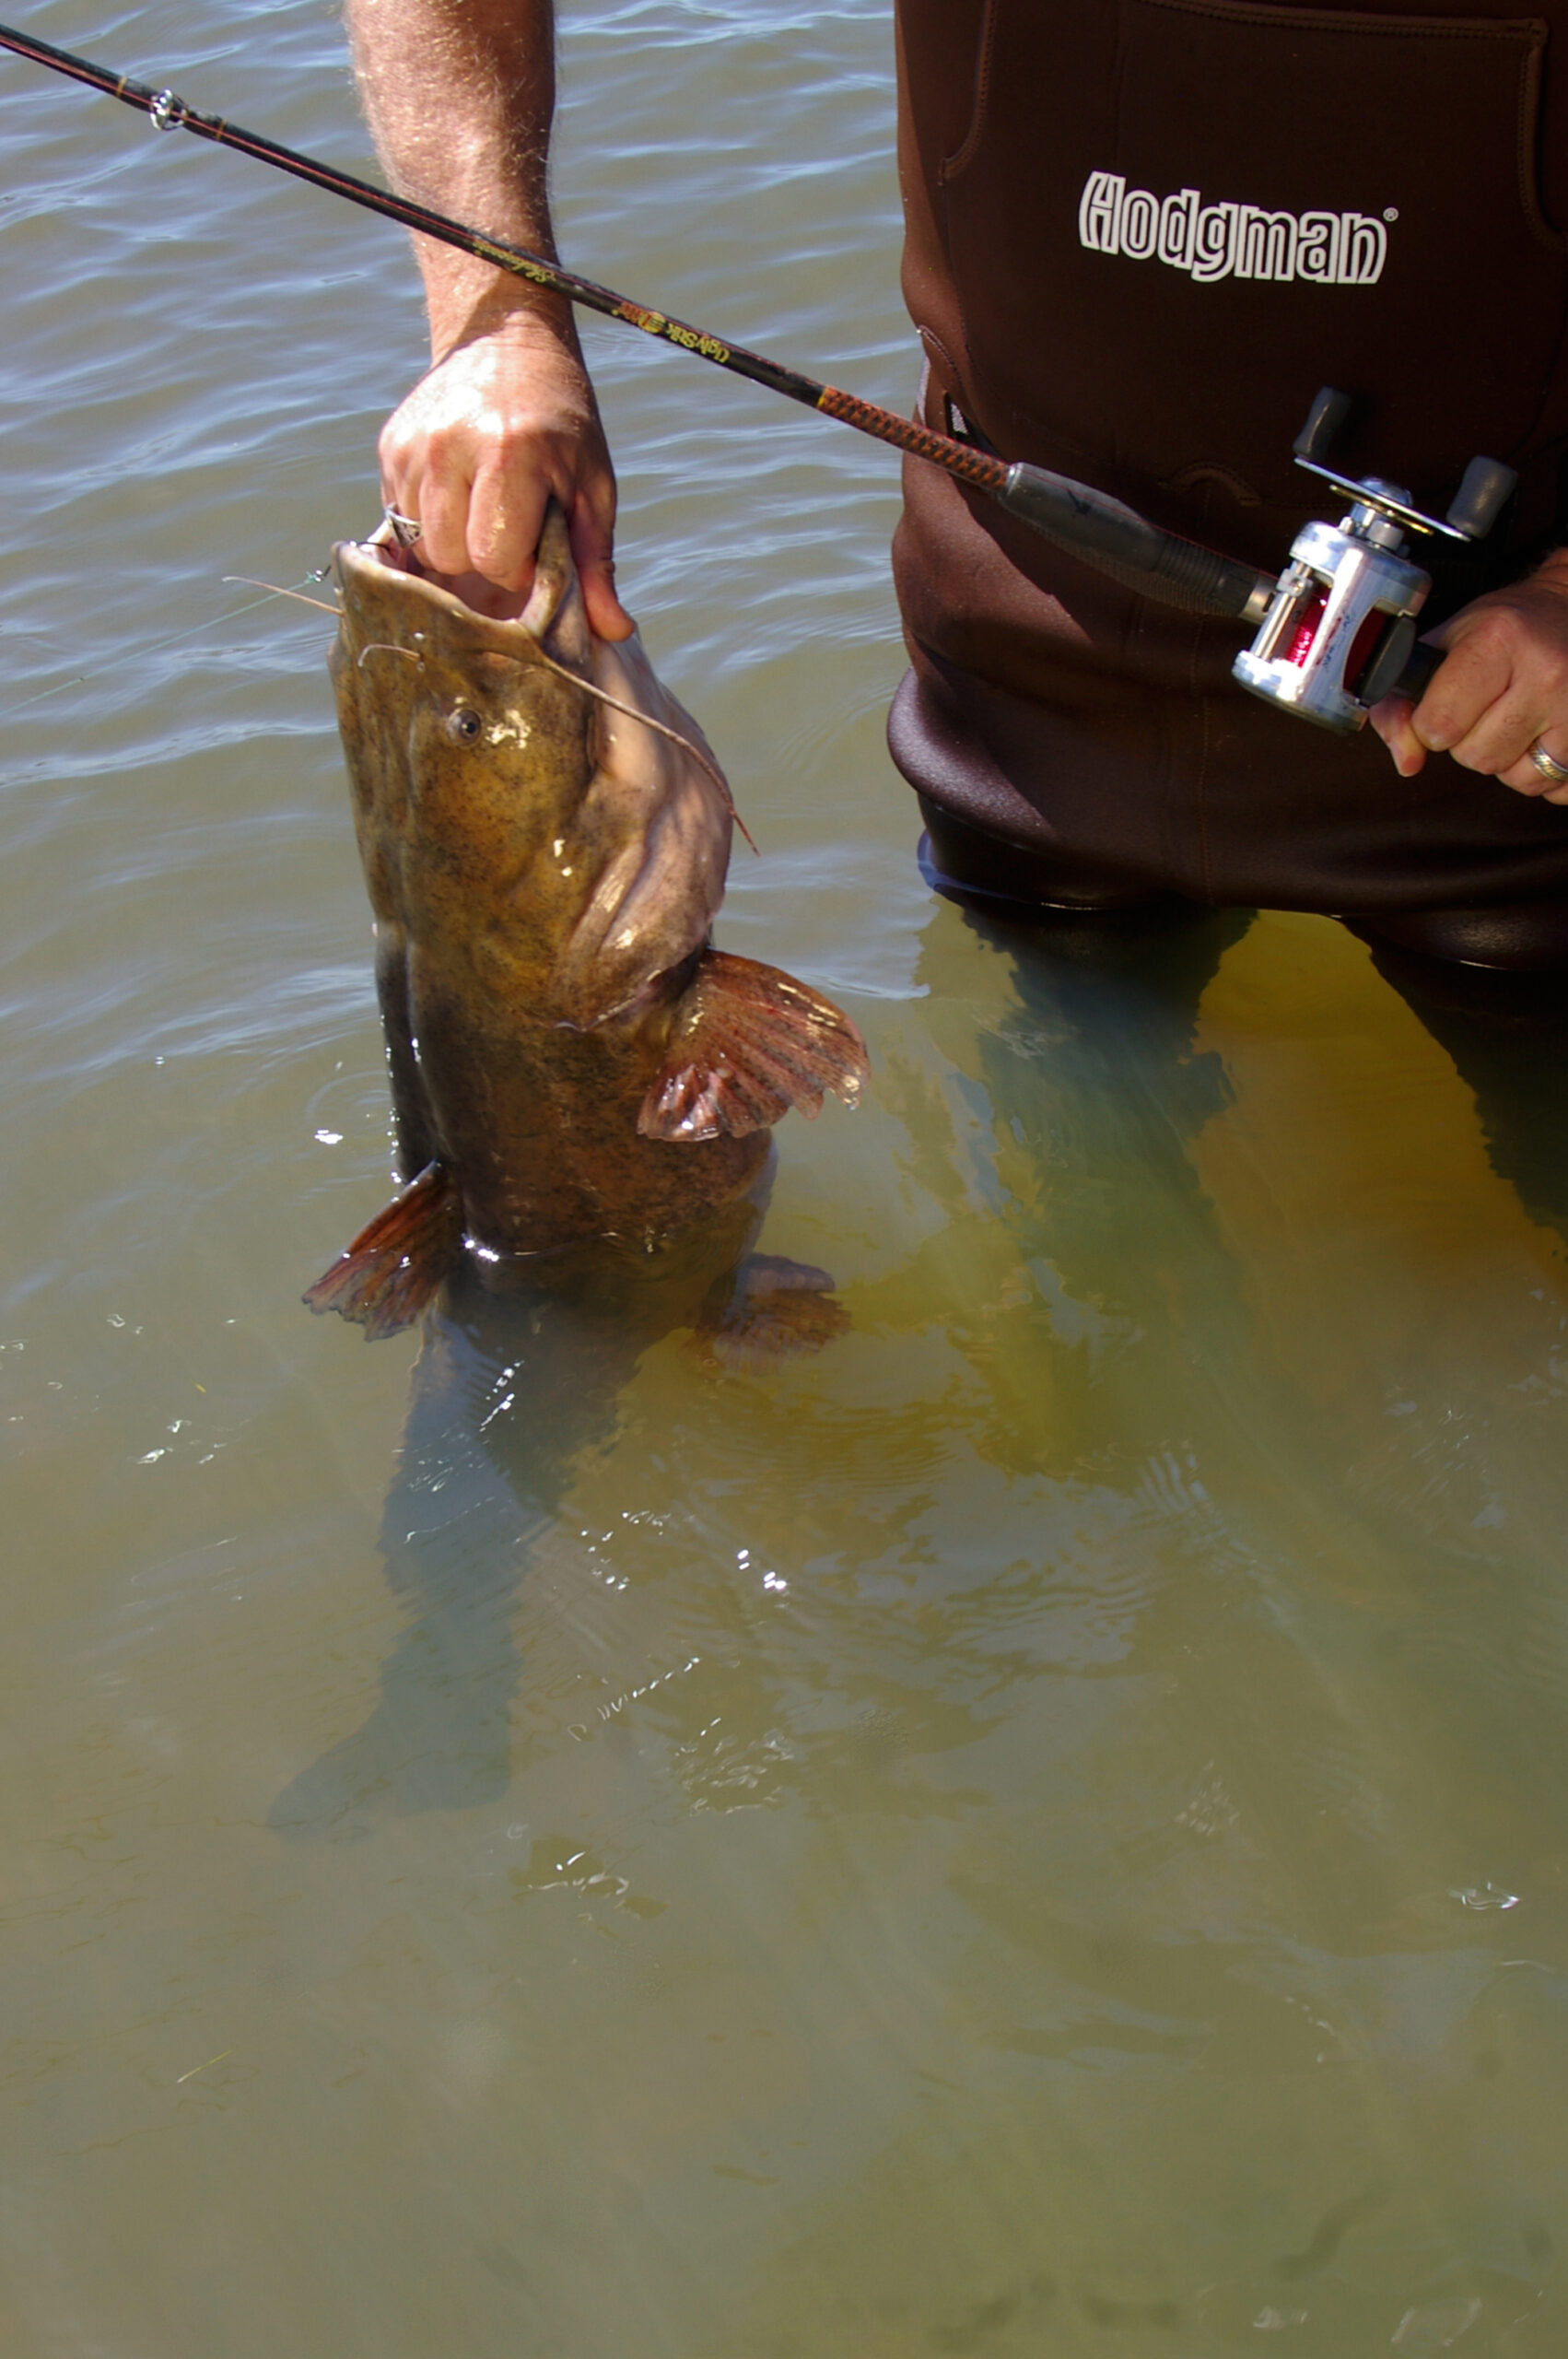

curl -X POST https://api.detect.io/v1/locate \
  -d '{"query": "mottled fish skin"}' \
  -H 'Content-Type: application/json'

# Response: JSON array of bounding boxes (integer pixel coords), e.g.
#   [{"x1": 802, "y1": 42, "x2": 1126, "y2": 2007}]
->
[{"x1": 310, "y1": 506, "x2": 868, "y2": 1333}]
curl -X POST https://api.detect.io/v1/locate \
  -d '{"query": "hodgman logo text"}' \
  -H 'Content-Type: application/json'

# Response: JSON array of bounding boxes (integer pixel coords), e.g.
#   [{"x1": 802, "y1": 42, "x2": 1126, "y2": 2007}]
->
[{"x1": 1078, "y1": 171, "x2": 1389, "y2": 286}]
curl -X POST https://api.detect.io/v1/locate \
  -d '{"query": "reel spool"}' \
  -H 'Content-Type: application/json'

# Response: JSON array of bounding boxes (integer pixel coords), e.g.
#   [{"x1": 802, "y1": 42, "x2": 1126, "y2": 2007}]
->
[{"x1": 1232, "y1": 388, "x2": 1517, "y2": 734}]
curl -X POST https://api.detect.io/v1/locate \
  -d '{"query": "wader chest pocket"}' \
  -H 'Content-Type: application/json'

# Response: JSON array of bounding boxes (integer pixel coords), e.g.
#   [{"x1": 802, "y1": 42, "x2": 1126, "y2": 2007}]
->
[{"x1": 931, "y1": 0, "x2": 1565, "y2": 517}]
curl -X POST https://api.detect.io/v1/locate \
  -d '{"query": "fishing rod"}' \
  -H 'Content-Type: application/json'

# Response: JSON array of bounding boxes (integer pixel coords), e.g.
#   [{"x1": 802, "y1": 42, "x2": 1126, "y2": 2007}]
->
[
  {"x1": 0, "y1": 18, "x2": 1274, "y2": 630},
  {"x1": 3, "y1": 23, "x2": 1521, "y2": 732}
]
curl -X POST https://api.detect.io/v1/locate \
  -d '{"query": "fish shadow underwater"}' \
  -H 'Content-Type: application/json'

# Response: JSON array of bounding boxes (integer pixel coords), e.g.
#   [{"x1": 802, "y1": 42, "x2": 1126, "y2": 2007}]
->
[{"x1": 271, "y1": 1197, "x2": 842, "y2": 1841}]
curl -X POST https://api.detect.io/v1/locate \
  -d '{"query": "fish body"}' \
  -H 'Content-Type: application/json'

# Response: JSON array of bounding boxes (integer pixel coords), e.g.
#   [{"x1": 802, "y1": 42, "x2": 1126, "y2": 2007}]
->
[{"x1": 310, "y1": 510, "x2": 867, "y2": 1335}]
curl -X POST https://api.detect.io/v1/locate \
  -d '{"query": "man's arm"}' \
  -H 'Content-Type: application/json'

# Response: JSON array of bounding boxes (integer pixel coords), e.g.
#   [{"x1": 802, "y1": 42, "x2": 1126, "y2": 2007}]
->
[
  {"x1": 1371, "y1": 550, "x2": 1568, "y2": 804},
  {"x1": 345, "y1": 0, "x2": 632, "y2": 635}
]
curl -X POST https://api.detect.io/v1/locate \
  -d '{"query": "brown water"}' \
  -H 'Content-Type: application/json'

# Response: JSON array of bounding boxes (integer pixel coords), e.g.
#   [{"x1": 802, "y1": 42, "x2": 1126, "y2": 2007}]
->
[{"x1": 4, "y1": 5, "x2": 1568, "y2": 2353}]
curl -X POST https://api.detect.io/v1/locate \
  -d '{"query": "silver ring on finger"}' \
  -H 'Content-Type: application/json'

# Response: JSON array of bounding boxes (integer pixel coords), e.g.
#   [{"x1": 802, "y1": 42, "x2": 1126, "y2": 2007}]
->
[
  {"x1": 383, "y1": 505, "x2": 423, "y2": 547},
  {"x1": 1527, "y1": 736, "x2": 1568, "y2": 785}
]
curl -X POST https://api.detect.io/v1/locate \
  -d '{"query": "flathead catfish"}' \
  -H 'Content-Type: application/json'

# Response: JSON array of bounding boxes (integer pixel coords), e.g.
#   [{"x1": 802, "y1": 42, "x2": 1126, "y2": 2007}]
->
[{"x1": 307, "y1": 507, "x2": 867, "y2": 1338}]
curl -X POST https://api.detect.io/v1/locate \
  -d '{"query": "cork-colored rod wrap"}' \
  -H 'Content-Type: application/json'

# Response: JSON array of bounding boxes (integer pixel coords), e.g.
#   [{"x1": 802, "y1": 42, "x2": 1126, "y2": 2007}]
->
[{"x1": 815, "y1": 387, "x2": 1008, "y2": 494}]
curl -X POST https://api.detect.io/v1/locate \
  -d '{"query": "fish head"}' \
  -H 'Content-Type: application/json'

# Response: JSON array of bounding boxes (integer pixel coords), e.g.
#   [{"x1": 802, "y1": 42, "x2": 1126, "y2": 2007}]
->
[{"x1": 329, "y1": 504, "x2": 733, "y2": 1026}]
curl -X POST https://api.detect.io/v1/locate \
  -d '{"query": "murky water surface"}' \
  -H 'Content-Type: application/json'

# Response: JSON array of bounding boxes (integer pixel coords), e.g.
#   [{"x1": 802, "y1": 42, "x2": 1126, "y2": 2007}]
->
[{"x1": 4, "y1": 5, "x2": 1568, "y2": 2352}]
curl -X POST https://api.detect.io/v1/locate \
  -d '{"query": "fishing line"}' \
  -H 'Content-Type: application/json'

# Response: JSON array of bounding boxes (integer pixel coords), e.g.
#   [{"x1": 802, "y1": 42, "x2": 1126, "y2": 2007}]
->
[
  {"x1": 519, "y1": 641, "x2": 760, "y2": 855},
  {"x1": 0, "y1": 19, "x2": 1274, "y2": 628},
  {"x1": 342, "y1": 535, "x2": 759, "y2": 846},
  {"x1": 0, "y1": 577, "x2": 335, "y2": 725},
  {"x1": 222, "y1": 577, "x2": 343, "y2": 617}
]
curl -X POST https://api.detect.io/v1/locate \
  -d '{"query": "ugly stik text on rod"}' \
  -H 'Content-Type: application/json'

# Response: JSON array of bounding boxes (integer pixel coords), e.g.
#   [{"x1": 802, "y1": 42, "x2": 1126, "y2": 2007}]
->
[{"x1": 0, "y1": 18, "x2": 1273, "y2": 627}]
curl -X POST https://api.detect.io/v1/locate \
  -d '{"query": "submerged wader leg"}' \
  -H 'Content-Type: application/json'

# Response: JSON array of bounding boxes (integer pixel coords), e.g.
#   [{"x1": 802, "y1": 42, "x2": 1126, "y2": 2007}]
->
[
  {"x1": 917, "y1": 798, "x2": 1197, "y2": 923},
  {"x1": 1349, "y1": 932, "x2": 1568, "y2": 1250}
]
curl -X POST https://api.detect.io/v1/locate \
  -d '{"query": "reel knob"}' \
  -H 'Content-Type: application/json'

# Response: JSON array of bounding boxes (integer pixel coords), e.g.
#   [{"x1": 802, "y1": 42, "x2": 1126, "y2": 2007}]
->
[
  {"x1": 1292, "y1": 386, "x2": 1353, "y2": 466},
  {"x1": 1445, "y1": 455, "x2": 1516, "y2": 543}
]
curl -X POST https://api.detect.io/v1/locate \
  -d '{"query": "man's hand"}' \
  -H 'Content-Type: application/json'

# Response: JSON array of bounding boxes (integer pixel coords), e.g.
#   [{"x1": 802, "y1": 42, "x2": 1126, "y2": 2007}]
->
[
  {"x1": 344, "y1": 0, "x2": 633, "y2": 637},
  {"x1": 1370, "y1": 551, "x2": 1568, "y2": 804},
  {"x1": 380, "y1": 304, "x2": 634, "y2": 640}
]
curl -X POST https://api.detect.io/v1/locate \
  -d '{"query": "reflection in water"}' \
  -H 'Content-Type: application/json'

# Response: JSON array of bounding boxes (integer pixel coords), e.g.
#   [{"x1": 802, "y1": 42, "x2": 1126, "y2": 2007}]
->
[
  {"x1": 248, "y1": 890, "x2": 1568, "y2": 2351},
  {"x1": 1360, "y1": 935, "x2": 1568, "y2": 1251},
  {"x1": 271, "y1": 1193, "x2": 848, "y2": 1836},
  {"x1": 694, "y1": 900, "x2": 1565, "y2": 2353}
]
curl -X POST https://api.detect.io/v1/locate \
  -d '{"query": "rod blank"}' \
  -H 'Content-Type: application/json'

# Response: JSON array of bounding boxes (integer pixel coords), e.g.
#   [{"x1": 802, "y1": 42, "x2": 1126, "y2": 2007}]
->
[{"x1": 0, "y1": 18, "x2": 1271, "y2": 623}]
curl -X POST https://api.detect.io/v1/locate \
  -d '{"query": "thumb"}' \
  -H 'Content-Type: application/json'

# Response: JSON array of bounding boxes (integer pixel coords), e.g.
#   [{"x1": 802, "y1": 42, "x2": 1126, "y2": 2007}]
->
[
  {"x1": 581, "y1": 553, "x2": 637, "y2": 643},
  {"x1": 563, "y1": 474, "x2": 637, "y2": 641},
  {"x1": 568, "y1": 495, "x2": 635, "y2": 642},
  {"x1": 1368, "y1": 693, "x2": 1428, "y2": 777}
]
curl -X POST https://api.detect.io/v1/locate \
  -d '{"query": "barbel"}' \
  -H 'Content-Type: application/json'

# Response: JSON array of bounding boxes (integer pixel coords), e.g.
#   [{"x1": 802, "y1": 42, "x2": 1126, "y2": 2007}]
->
[{"x1": 0, "y1": 18, "x2": 1274, "y2": 627}]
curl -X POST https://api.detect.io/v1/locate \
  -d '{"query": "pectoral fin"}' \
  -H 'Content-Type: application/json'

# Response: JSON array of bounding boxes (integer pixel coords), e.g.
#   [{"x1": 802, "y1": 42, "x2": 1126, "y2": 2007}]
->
[
  {"x1": 303, "y1": 1161, "x2": 462, "y2": 1339},
  {"x1": 693, "y1": 1251, "x2": 851, "y2": 1371},
  {"x1": 638, "y1": 951, "x2": 869, "y2": 1143}
]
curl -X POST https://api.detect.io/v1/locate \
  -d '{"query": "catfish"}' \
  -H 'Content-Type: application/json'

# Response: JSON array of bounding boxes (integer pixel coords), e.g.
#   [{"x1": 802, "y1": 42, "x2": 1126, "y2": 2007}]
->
[{"x1": 307, "y1": 507, "x2": 867, "y2": 1339}]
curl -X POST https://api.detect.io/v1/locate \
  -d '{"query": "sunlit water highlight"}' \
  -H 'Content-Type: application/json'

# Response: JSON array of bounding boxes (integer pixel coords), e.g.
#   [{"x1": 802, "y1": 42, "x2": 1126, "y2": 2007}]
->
[{"x1": 3, "y1": 4, "x2": 1568, "y2": 2353}]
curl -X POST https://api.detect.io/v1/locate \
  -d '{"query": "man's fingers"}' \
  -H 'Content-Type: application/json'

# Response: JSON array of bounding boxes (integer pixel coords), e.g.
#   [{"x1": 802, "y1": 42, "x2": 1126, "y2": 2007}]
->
[
  {"x1": 1414, "y1": 603, "x2": 1568, "y2": 790},
  {"x1": 465, "y1": 457, "x2": 551, "y2": 596},
  {"x1": 379, "y1": 400, "x2": 474, "y2": 579},
  {"x1": 374, "y1": 317, "x2": 633, "y2": 622},
  {"x1": 1407, "y1": 621, "x2": 1512, "y2": 755},
  {"x1": 404, "y1": 467, "x2": 469, "y2": 581},
  {"x1": 1365, "y1": 564, "x2": 1568, "y2": 803},
  {"x1": 568, "y1": 495, "x2": 635, "y2": 641},
  {"x1": 1368, "y1": 694, "x2": 1428, "y2": 777},
  {"x1": 579, "y1": 563, "x2": 636, "y2": 643},
  {"x1": 1496, "y1": 736, "x2": 1568, "y2": 802},
  {"x1": 1442, "y1": 686, "x2": 1544, "y2": 778}
]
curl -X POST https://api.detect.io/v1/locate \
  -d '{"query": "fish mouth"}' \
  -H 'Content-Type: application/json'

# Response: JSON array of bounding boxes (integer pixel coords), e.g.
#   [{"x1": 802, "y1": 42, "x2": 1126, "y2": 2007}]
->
[
  {"x1": 350, "y1": 523, "x2": 539, "y2": 622},
  {"x1": 331, "y1": 518, "x2": 589, "y2": 674},
  {"x1": 333, "y1": 532, "x2": 525, "y2": 643}
]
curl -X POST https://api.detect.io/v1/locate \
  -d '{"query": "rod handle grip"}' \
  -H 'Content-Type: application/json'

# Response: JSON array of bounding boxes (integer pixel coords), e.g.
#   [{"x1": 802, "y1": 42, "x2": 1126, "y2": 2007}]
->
[{"x1": 1392, "y1": 637, "x2": 1444, "y2": 704}]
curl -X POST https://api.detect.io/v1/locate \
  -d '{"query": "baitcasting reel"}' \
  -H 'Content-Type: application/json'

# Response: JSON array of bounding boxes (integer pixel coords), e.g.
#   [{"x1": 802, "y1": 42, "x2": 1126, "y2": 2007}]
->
[{"x1": 1232, "y1": 388, "x2": 1517, "y2": 734}]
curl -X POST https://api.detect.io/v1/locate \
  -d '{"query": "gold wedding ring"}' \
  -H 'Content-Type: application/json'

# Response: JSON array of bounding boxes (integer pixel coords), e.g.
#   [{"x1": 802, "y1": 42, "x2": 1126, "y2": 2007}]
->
[{"x1": 1528, "y1": 737, "x2": 1568, "y2": 785}]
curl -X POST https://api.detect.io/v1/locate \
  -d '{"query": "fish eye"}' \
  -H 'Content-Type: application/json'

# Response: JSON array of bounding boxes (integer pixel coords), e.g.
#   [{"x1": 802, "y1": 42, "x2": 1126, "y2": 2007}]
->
[{"x1": 446, "y1": 705, "x2": 483, "y2": 745}]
